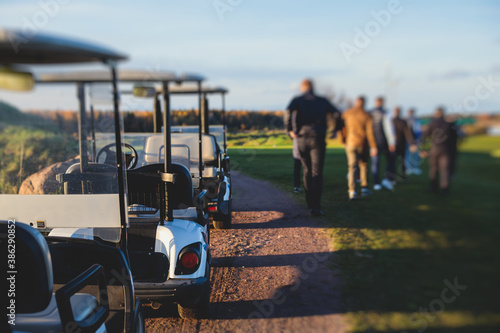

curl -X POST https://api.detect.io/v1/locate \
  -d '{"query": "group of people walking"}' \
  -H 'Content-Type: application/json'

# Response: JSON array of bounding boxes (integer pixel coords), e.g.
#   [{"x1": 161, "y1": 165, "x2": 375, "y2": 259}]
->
[{"x1": 286, "y1": 79, "x2": 459, "y2": 216}]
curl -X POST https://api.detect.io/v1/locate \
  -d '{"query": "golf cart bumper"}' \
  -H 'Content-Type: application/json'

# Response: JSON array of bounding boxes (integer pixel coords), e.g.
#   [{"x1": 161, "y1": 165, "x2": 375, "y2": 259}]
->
[{"x1": 134, "y1": 276, "x2": 208, "y2": 304}]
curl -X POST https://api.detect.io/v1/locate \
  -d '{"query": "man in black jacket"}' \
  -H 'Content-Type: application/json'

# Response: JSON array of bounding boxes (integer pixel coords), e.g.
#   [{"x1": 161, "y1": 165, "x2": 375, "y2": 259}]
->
[
  {"x1": 422, "y1": 107, "x2": 457, "y2": 195},
  {"x1": 285, "y1": 79, "x2": 340, "y2": 216},
  {"x1": 392, "y1": 106, "x2": 417, "y2": 181}
]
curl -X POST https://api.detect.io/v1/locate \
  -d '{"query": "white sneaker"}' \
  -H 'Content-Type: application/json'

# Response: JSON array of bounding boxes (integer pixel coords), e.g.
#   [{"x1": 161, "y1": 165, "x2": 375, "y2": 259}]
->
[
  {"x1": 373, "y1": 184, "x2": 382, "y2": 191},
  {"x1": 406, "y1": 168, "x2": 414, "y2": 176},
  {"x1": 349, "y1": 191, "x2": 358, "y2": 201},
  {"x1": 381, "y1": 178, "x2": 394, "y2": 191}
]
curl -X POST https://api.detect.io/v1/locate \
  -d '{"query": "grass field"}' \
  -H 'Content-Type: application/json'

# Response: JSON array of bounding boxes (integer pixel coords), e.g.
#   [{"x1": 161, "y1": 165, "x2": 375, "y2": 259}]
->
[{"x1": 228, "y1": 135, "x2": 500, "y2": 332}]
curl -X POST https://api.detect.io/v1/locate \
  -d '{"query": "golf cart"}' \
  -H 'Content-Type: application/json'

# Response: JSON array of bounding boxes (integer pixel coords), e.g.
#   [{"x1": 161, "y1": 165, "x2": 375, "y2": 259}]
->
[
  {"x1": 37, "y1": 70, "x2": 212, "y2": 318},
  {"x1": 0, "y1": 29, "x2": 144, "y2": 332},
  {"x1": 130, "y1": 85, "x2": 232, "y2": 229}
]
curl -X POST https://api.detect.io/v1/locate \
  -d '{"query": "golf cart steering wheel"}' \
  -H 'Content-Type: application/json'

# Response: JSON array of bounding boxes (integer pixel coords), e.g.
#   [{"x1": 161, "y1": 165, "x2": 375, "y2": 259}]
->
[{"x1": 96, "y1": 143, "x2": 138, "y2": 169}]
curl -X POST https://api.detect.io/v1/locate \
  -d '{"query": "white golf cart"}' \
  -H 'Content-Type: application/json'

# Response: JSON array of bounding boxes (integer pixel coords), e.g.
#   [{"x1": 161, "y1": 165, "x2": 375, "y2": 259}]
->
[
  {"x1": 130, "y1": 85, "x2": 232, "y2": 229},
  {"x1": 37, "y1": 70, "x2": 212, "y2": 318},
  {"x1": 0, "y1": 29, "x2": 144, "y2": 332}
]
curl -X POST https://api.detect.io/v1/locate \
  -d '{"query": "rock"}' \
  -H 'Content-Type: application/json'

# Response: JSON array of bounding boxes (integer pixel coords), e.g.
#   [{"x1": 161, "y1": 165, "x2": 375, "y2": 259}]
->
[{"x1": 19, "y1": 159, "x2": 80, "y2": 194}]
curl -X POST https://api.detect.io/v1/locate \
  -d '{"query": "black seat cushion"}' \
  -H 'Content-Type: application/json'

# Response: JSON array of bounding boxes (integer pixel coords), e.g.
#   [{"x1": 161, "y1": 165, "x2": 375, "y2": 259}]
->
[
  {"x1": 127, "y1": 163, "x2": 193, "y2": 211},
  {"x1": 1, "y1": 221, "x2": 53, "y2": 313}
]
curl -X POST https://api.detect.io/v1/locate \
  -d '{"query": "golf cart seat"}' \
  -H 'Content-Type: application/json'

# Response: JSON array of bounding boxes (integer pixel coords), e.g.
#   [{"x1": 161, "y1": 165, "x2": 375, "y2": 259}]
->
[
  {"x1": 59, "y1": 162, "x2": 119, "y2": 194},
  {"x1": 143, "y1": 134, "x2": 220, "y2": 181},
  {"x1": 127, "y1": 162, "x2": 193, "y2": 212},
  {"x1": 144, "y1": 134, "x2": 218, "y2": 164},
  {"x1": 1, "y1": 221, "x2": 108, "y2": 333}
]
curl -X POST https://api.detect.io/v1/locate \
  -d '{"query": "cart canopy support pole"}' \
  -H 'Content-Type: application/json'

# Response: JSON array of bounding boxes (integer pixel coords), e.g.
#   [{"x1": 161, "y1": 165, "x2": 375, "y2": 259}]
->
[
  {"x1": 197, "y1": 81, "x2": 203, "y2": 189},
  {"x1": 222, "y1": 93, "x2": 227, "y2": 153},
  {"x1": 77, "y1": 82, "x2": 88, "y2": 194},
  {"x1": 163, "y1": 82, "x2": 173, "y2": 222},
  {"x1": 154, "y1": 91, "x2": 162, "y2": 133},
  {"x1": 201, "y1": 94, "x2": 209, "y2": 135},
  {"x1": 110, "y1": 63, "x2": 129, "y2": 255}
]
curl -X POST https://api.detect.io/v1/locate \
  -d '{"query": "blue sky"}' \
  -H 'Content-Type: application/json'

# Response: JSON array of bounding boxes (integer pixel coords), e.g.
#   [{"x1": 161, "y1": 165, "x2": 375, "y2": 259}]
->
[{"x1": 1, "y1": 0, "x2": 499, "y2": 115}]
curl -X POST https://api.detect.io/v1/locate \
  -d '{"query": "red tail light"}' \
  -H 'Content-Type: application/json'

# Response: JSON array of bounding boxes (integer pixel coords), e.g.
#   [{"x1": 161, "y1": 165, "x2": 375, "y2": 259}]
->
[
  {"x1": 208, "y1": 206, "x2": 217, "y2": 211},
  {"x1": 181, "y1": 252, "x2": 199, "y2": 269}
]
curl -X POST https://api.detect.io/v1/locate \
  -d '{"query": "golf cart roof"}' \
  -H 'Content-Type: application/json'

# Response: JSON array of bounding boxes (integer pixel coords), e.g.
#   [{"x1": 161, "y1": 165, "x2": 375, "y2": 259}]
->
[
  {"x1": 0, "y1": 28, "x2": 127, "y2": 64},
  {"x1": 37, "y1": 70, "x2": 204, "y2": 84},
  {"x1": 169, "y1": 86, "x2": 228, "y2": 95}
]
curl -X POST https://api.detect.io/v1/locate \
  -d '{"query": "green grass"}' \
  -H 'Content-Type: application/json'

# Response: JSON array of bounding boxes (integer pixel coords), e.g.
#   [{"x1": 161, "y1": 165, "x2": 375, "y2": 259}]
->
[
  {"x1": 227, "y1": 129, "x2": 344, "y2": 148},
  {"x1": 0, "y1": 126, "x2": 77, "y2": 193},
  {"x1": 228, "y1": 135, "x2": 500, "y2": 332}
]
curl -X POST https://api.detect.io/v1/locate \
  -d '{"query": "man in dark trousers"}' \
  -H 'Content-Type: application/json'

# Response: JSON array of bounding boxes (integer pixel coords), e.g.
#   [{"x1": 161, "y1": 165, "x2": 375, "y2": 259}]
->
[
  {"x1": 392, "y1": 106, "x2": 417, "y2": 181},
  {"x1": 292, "y1": 137, "x2": 302, "y2": 193},
  {"x1": 370, "y1": 97, "x2": 396, "y2": 191},
  {"x1": 422, "y1": 107, "x2": 457, "y2": 195},
  {"x1": 286, "y1": 79, "x2": 340, "y2": 216}
]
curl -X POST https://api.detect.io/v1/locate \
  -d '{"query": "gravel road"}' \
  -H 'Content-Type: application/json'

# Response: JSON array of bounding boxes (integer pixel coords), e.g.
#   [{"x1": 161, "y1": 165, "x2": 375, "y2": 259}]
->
[{"x1": 145, "y1": 173, "x2": 346, "y2": 332}]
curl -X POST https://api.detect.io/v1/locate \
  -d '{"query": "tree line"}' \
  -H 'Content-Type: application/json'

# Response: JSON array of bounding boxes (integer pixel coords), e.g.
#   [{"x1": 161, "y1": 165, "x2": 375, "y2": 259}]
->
[{"x1": 27, "y1": 109, "x2": 286, "y2": 133}]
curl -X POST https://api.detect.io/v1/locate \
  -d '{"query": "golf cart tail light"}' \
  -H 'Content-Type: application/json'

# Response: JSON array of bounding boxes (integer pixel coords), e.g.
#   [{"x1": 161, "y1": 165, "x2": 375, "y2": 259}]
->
[
  {"x1": 208, "y1": 206, "x2": 217, "y2": 211},
  {"x1": 181, "y1": 252, "x2": 199, "y2": 269}
]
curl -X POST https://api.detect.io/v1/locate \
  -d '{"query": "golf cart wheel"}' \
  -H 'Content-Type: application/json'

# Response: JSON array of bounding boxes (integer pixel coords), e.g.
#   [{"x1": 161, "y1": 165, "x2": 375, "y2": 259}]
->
[
  {"x1": 213, "y1": 201, "x2": 232, "y2": 229},
  {"x1": 177, "y1": 264, "x2": 211, "y2": 319}
]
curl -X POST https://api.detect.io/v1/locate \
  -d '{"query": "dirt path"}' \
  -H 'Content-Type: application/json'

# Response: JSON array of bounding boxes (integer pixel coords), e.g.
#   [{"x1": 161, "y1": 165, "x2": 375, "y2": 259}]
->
[{"x1": 146, "y1": 173, "x2": 347, "y2": 332}]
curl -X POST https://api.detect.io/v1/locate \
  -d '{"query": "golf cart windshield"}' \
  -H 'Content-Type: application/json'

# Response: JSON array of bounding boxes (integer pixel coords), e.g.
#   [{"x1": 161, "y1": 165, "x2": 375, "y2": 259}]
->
[
  {"x1": 0, "y1": 29, "x2": 128, "y2": 244},
  {"x1": 0, "y1": 83, "x2": 125, "y2": 242}
]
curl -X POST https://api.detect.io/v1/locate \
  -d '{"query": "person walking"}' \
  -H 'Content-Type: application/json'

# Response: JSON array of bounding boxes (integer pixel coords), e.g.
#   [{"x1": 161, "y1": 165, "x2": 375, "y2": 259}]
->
[
  {"x1": 392, "y1": 106, "x2": 417, "y2": 182},
  {"x1": 421, "y1": 107, "x2": 457, "y2": 195},
  {"x1": 405, "y1": 108, "x2": 423, "y2": 175},
  {"x1": 340, "y1": 96, "x2": 378, "y2": 200},
  {"x1": 285, "y1": 79, "x2": 340, "y2": 216},
  {"x1": 370, "y1": 97, "x2": 396, "y2": 191}
]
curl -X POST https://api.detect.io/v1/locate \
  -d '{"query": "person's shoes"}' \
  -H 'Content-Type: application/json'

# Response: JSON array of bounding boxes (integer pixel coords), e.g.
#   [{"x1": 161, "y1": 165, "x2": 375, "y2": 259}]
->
[
  {"x1": 381, "y1": 178, "x2": 394, "y2": 191},
  {"x1": 406, "y1": 168, "x2": 414, "y2": 176},
  {"x1": 349, "y1": 191, "x2": 358, "y2": 201},
  {"x1": 311, "y1": 208, "x2": 324, "y2": 216},
  {"x1": 361, "y1": 188, "x2": 372, "y2": 197},
  {"x1": 413, "y1": 168, "x2": 423, "y2": 175},
  {"x1": 373, "y1": 184, "x2": 382, "y2": 191},
  {"x1": 294, "y1": 187, "x2": 301, "y2": 194}
]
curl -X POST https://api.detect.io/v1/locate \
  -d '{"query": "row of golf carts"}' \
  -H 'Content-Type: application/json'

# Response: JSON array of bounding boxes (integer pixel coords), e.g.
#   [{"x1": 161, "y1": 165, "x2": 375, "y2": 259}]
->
[{"x1": 0, "y1": 29, "x2": 232, "y2": 332}]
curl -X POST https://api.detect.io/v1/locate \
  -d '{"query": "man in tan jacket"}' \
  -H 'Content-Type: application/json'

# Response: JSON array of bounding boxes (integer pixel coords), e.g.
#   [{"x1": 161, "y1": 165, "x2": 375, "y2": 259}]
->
[{"x1": 340, "y1": 96, "x2": 378, "y2": 200}]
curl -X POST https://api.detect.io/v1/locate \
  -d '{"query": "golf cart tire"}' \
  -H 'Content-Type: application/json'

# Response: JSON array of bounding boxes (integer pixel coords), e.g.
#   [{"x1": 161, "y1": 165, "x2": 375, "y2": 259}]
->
[
  {"x1": 213, "y1": 200, "x2": 232, "y2": 229},
  {"x1": 177, "y1": 265, "x2": 211, "y2": 319}
]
